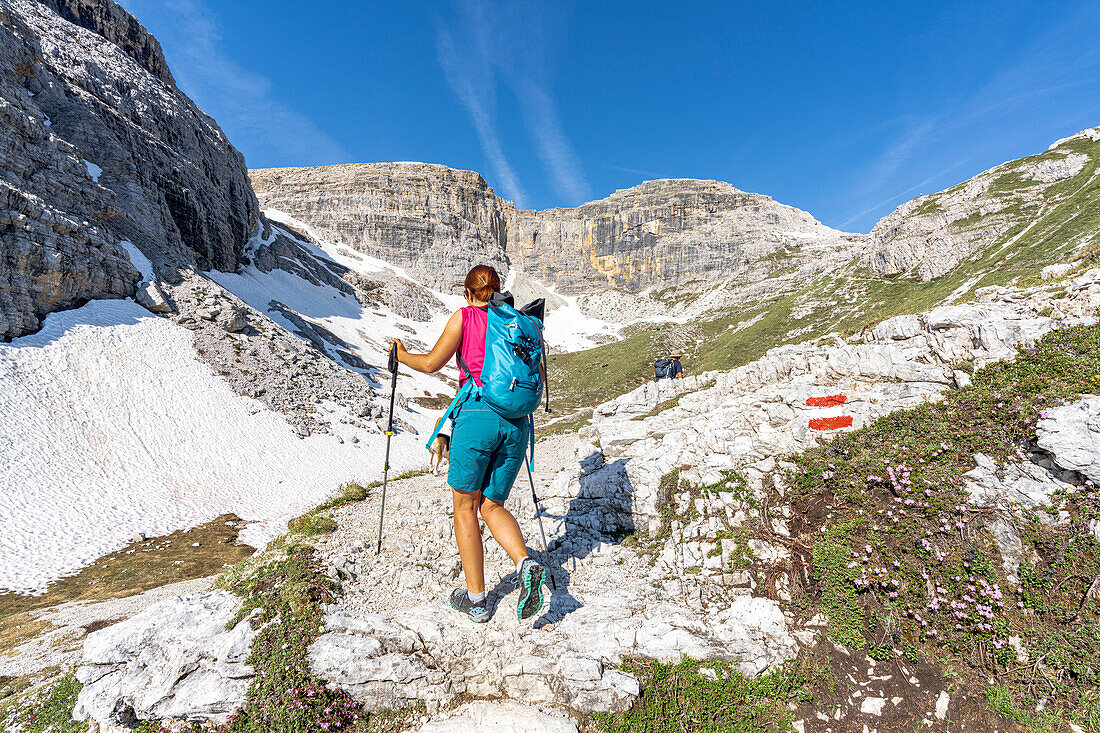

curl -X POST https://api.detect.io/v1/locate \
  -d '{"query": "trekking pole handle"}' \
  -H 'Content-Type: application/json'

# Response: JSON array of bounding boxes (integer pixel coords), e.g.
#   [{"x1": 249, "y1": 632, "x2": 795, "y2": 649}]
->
[{"x1": 388, "y1": 342, "x2": 399, "y2": 374}]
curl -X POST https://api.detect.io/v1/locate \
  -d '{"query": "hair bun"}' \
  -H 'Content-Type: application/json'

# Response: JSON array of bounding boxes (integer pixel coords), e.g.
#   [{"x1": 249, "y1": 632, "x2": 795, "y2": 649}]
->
[{"x1": 464, "y1": 265, "x2": 501, "y2": 302}]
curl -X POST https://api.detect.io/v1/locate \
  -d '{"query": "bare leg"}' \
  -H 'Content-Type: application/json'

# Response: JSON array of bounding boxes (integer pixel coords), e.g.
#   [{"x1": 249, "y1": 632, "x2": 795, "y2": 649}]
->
[
  {"x1": 452, "y1": 488, "x2": 485, "y2": 593},
  {"x1": 479, "y1": 496, "x2": 528, "y2": 567}
]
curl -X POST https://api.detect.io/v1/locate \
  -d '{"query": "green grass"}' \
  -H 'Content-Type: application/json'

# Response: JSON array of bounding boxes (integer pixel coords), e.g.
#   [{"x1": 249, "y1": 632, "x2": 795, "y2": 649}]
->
[
  {"x1": 215, "y1": 544, "x2": 366, "y2": 733},
  {"x1": 284, "y1": 472, "x2": 427, "y2": 538},
  {"x1": 547, "y1": 328, "x2": 665, "y2": 414},
  {"x1": 0, "y1": 673, "x2": 84, "y2": 733},
  {"x1": 984, "y1": 685, "x2": 1070, "y2": 733},
  {"x1": 811, "y1": 521, "x2": 867, "y2": 650},
  {"x1": 198, "y1": 471, "x2": 434, "y2": 732},
  {"x1": 593, "y1": 657, "x2": 818, "y2": 733}
]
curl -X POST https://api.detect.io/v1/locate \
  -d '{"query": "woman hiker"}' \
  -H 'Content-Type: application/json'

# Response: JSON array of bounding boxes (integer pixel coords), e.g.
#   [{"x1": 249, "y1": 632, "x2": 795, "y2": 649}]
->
[{"x1": 391, "y1": 264, "x2": 546, "y2": 623}]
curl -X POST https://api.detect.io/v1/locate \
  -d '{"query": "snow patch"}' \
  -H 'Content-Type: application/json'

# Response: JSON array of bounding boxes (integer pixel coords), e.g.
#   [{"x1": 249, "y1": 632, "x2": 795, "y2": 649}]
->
[
  {"x1": 84, "y1": 160, "x2": 102, "y2": 183},
  {"x1": 119, "y1": 240, "x2": 154, "y2": 284},
  {"x1": 0, "y1": 300, "x2": 430, "y2": 594},
  {"x1": 544, "y1": 289, "x2": 620, "y2": 352},
  {"x1": 212, "y1": 214, "x2": 459, "y2": 398}
]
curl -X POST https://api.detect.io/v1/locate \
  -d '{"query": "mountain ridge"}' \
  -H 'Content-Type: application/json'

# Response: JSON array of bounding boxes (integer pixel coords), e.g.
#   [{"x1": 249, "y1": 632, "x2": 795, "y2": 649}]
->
[{"x1": 248, "y1": 163, "x2": 859, "y2": 296}]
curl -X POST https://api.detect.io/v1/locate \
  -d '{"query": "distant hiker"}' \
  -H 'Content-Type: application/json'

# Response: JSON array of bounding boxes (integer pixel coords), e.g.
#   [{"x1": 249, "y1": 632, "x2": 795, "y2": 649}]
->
[
  {"x1": 392, "y1": 265, "x2": 546, "y2": 623},
  {"x1": 654, "y1": 354, "x2": 684, "y2": 381}
]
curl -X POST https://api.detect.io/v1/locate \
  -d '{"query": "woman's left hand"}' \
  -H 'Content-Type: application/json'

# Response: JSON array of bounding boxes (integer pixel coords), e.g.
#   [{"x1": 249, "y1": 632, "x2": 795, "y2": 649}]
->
[{"x1": 391, "y1": 338, "x2": 408, "y2": 364}]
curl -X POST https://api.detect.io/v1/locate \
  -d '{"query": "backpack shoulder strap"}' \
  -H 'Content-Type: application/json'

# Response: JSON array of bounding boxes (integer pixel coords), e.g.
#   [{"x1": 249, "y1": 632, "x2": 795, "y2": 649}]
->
[{"x1": 455, "y1": 349, "x2": 481, "y2": 388}]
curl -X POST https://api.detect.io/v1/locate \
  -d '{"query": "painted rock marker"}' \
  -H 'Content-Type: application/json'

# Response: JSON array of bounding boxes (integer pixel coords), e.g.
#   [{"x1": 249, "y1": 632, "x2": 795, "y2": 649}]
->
[{"x1": 807, "y1": 393, "x2": 854, "y2": 431}]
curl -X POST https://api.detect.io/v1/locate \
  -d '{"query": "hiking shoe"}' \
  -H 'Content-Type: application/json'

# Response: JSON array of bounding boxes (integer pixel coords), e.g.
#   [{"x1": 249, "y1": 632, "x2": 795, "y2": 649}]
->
[
  {"x1": 449, "y1": 589, "x2": 490, "y2": 623},
  {"x1": 516, "y1": 558, "x2": 546, "y2": 620}
]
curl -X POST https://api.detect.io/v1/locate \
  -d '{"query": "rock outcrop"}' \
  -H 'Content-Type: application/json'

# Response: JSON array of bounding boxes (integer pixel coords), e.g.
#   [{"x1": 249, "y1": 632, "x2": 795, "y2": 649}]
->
[
  {"x1": 249, "y1": 164, "x2": 510, "y2": 293},
  {"x1": 74, "y1": 591, "x2": 256, "y2": 728},
  {"x1": 249, "y1": 165, "x2": 859, "y2": 295},
  {"x1": 1037, "y1": 395, "x2": 1100, "y2": 483},
  {"x1": 509, "y1": 179, "x2": 858, "y2": 294},
  {"x1": 587, "y1": 269, "x2": 1100, "y2": 565},
  {"x1": 0, "y1": 0, "x2": 259, "y2": 339}
]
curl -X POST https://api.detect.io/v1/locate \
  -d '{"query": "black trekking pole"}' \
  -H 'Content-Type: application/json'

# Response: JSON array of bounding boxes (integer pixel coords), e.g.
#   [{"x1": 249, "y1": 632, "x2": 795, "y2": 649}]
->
[
  {"x1": 375, "y1": 343, "x2": 399, "y2": 554},
  {"x1": 525, "y1": 456, "x2": 557, "y2": 590}
]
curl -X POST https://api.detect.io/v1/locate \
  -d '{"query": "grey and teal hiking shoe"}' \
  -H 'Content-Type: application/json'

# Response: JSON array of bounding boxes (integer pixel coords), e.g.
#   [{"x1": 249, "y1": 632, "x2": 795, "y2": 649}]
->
[
  {"x1": 516, "y1": 558, "x2": 546, "y2": 620},
  {"x1": 449, "y1": 589, "x2": 490, "y2": 623}
]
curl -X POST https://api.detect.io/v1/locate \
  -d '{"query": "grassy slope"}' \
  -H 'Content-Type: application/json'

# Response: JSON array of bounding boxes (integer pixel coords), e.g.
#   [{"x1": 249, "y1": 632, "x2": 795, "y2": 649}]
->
[
  {"x1": 550, "y1": 132, "x2": 1100, "y2": 416},
  {"x1": 783, "y1": 321, "x2": 1100, "y2": 730}
]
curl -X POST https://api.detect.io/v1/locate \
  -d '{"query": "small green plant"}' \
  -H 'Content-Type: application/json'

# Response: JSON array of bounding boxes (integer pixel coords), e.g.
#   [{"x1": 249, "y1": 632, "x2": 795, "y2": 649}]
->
[
  {"x1": 0, "y1": 673, "x2": 84, "y2": 733},
  {"x1": 594, "y1": 657, "x2": 816, "y2": 732},
  {"x1": 788, "y1": 323, "x2": 1100, "y2": 724},
  {"x1": 288, "y1": 513, "x2": 338, "y2": 536},
  {"x1": 221, "y1": 545, "x2": 362, "y2": 733}
]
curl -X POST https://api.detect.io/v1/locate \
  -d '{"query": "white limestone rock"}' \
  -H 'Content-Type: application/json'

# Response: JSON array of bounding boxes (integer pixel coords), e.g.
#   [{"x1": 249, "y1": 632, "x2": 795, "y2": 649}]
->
[
  {"x1": 963, "y1": 453, "x2": 1073, "y2": 514},
  {"x1": 414, "y1": 700, "x2": 578, "y2": 732},
  {"x1": 1036, "y1": 396, "x2": 1100, "y2": 482},
  {"x1": 135, "y1": 281, "x2": 173, "y2": 314},
  {"x1": 73, "y1": 591, "x2": 256, "y2": 729}
]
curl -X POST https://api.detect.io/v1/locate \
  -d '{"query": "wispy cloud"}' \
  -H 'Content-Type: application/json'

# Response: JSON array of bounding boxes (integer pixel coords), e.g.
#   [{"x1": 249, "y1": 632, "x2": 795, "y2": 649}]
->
[
  {"x1": 605, "y1": 164, "x2": 662, "y2": 178},
  {"x1": 434, "y1": 0, "x2": 591, "y2": 207},
  {"x1": 434, "y1": 7, "x2": 529, "y2": 207},
  {"x1": 117, "y1": 0, "x2": 347, "y2": 168},
  {"x1": 837, "y1": 116, "x2": 938, "y2": 228},
  {"x1": 515, "y1": 80, "x2": 593, "y2": 203}
]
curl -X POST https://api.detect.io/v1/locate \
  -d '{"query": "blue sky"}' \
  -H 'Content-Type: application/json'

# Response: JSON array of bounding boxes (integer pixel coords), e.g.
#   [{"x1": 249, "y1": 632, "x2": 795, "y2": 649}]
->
[{"x1": 118, "y1": 0, "x2": 1100, "y2": 232}]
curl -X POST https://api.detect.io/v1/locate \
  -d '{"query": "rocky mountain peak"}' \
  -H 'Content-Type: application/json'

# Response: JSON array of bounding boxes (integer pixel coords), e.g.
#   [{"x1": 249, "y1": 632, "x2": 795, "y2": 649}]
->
[
  {"x1": 36, "y1": 0, "x2": 175, "y2": 84},
  {"x1": 1, "y1": 0, "x2": 259, "y2": 339}
]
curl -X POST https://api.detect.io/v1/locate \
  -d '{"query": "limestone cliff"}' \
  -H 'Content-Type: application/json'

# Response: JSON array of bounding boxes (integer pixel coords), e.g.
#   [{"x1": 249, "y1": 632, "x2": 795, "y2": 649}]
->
[
  {"x1": 0, "y1": 0, "x2": 259, "y2": 339},
  {"x1": 249, "y1": 164, "x2": 510, "y2": 293},
  {"x1": 249, "y1": 165, "x2": 857, "y2": 295}
]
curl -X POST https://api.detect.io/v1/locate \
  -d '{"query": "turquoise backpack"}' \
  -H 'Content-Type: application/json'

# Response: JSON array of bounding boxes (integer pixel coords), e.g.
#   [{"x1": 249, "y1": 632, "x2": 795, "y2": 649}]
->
[{"x1": 424, "y1": 294, "x2": 548, "y2": 463}]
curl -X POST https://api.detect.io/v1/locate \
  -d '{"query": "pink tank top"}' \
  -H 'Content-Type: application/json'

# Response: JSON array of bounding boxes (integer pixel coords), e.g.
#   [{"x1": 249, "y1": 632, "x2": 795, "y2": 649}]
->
[{"x1": 457, "y1": 306, "x2": 488, "y2": 386}]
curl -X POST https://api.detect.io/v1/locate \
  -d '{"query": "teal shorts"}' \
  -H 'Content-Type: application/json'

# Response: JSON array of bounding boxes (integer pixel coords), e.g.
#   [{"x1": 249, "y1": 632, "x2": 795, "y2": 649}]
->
[{"x1": 447, "y1": 395, "x2": 529, "y2": 502}]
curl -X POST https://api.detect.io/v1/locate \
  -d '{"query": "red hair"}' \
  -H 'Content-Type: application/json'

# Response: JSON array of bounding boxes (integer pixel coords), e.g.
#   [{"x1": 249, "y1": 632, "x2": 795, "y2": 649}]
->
[{"x1": 464, "y1": 265, "x2": 501, "y2": 302}]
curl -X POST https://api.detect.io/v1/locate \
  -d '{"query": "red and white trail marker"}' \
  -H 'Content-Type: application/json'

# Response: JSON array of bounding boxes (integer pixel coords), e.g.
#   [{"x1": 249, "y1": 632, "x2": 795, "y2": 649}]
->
[{"x1": 806, "y1": 393, "x2": 853, "y2": 431}]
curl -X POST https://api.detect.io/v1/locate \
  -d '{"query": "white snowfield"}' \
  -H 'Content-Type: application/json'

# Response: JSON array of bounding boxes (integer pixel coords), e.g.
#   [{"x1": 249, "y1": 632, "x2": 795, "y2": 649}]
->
[{"x1": 0, "y1": 300, "x2": 431, "y2": 595}]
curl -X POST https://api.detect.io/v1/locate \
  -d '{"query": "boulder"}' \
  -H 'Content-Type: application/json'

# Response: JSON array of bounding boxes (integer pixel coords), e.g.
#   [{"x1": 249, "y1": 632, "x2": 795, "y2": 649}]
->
[
  {"x1": 135, "y1": 282, "x2": 172, "y2": 314},
  {"x1": 1036, "y1": 397, "x2": 1100, "y2": 482},
  {"x1": 963, "y1": 453, "x2": 1072, "y2": 513},
  {"x1": 74, "y1": 591, "x2": 256, "y2": 729}
]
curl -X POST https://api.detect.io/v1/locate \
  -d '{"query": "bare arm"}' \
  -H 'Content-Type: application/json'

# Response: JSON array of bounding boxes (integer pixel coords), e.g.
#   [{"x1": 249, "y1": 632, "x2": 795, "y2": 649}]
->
[{"x1": 393, "y1": 309, "x2": 463, "y2": 374}]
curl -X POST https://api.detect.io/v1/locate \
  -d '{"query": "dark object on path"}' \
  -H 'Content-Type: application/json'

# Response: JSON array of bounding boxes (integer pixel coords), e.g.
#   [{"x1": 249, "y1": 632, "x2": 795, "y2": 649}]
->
[{"x1": 375, "y1": 343, "x2": 399, "y2": 554}]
